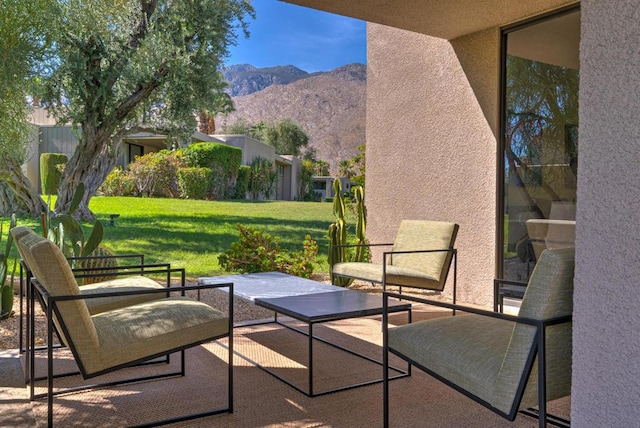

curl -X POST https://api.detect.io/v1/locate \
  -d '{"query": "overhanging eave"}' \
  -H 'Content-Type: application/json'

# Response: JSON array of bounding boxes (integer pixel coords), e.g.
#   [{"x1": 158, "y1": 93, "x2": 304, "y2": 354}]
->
[{"x1": 281, "y1": 0, "x2": 578, "y2": 40}]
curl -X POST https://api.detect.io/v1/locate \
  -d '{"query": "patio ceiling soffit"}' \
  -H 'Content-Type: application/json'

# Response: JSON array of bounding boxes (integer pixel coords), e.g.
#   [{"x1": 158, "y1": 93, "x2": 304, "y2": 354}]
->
[{"x1": 281, "y1": 0, "x2": 579, "y2": 40}]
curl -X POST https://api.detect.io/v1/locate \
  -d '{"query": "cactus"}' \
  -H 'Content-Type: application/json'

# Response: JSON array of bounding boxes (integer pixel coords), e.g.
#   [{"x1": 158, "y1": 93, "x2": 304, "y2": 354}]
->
[
  {"x1": 40, "y1": 183, "x2": 114, "y2": 281},
  {"x1": 78, "y1": 246, "x2": 118, "y2": 285},
  {"x1": 0, "y1": 214, "x2": 18, "y2": 319},
  {"x1": 40, "y1": 153, "x2": 68, "y2": 195},
  {"x1": 328, "y1": 180, "x2": 367, "y2": 287}
]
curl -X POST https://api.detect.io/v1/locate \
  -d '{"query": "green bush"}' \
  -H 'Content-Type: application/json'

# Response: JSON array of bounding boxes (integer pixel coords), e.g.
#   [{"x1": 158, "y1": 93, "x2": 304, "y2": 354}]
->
[
  {"x1": 183, "y1": 142, "x2": 242, "y2": 198},
  {"x1": 232, "y1": 165, "x2": 250, "y2": 199},
  {"x1": 183, "y1": 142, "x2": 242, "y2": 176},
  {"x1": 177, "y1": 167, "x2": 214, "y2": 199},
  {"x1": 100, "y1": 167, "x2": 135, "y2": 196},
  {"x1": 40, "y1": 153, "x2": 67, "y2": 195},
  {"x1": 248, "y1": 156, "x2": 277, "y2": 199},
  {"x1": 218, "y1": 224, "x2": 318, "y2": 278},
  {"x1": 127, "y1": 150, "x2": 185, "y2": 197}
]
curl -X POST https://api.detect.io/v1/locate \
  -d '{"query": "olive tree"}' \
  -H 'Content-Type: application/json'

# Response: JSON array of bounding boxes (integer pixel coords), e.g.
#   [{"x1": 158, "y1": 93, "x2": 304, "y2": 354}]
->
[
  {"x1": 42, "y1": 0, "x2": 254, "y2": 218},
  {"x1": 0, "y1": 0, "x2": 53, "y2": 215}
]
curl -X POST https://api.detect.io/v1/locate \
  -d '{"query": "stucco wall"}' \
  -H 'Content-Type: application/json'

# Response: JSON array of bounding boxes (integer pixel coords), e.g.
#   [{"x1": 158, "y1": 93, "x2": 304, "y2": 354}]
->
[
  {"x1": 572, "y1": 1, "x2": 640, "y2": 425},
  {"x1": 366, "y1": 24, "x2": 499, "y2": 305},
  {"x1": 214, "y1": 134, "x2": 277, "y2": 166}
]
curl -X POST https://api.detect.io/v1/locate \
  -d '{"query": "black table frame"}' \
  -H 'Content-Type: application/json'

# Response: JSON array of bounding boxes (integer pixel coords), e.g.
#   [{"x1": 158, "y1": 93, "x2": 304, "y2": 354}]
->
[{"x1": 239, "y1": 289, "x2": 412, "y2": 397}]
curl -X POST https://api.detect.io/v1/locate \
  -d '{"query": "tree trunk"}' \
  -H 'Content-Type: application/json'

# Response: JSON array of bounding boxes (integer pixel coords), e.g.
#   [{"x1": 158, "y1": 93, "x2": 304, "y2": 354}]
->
[
  {"x1": 55, "y1": 123, "x2": 119, "y2": 220},
  {"x1": 0, "y1": 160, "x2": 45, "y2": 217}
]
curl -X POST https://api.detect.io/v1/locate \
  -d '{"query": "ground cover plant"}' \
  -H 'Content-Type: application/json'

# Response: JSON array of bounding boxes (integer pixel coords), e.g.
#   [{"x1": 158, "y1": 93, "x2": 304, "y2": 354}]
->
[{"x1": 3, "y1": 197, "x2": 336, "y2": 279}]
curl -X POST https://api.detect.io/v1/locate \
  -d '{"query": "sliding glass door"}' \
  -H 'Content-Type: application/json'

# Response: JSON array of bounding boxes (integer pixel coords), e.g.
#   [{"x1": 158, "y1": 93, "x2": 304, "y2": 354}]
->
[{"x1": 500, "y1": 6, "x2": 580, "y2": 281}]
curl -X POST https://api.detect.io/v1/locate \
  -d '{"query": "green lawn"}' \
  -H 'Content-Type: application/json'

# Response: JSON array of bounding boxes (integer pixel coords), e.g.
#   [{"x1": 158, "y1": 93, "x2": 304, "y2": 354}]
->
[{"x1": 5, "y1": 197, "x2": 337, "y2": 279}]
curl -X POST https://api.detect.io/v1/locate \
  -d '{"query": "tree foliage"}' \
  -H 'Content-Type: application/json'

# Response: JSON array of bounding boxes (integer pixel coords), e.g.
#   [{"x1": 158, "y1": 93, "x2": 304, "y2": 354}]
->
[
  {"x1": 0, "y1": 0, "x2": 54, "y2": 215},
  {"x1": 338, "y1": 143, "x2": 365, "y2": 187},
  {"x1": 262, "y1": 118, "x2": 309, "y2": 156},
  {"x1": 222, "y1": 118, "x2": 310, "y2": 156},
  {"x1": 39, "y1": 0, "x2": 254, "y2": 218},
  {"x1": 505, "y1": 56, "x2": 579, "y2": 217}
]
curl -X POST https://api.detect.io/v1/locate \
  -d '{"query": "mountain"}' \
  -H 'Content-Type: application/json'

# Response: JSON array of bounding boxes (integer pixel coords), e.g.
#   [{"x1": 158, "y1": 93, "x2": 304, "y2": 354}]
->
[
  {"x1": 217, "y1": 63, "x2": 366, "y2": 172},
  {"x1": 221, "y1": 64, "x2": 311, "y2": 97}
]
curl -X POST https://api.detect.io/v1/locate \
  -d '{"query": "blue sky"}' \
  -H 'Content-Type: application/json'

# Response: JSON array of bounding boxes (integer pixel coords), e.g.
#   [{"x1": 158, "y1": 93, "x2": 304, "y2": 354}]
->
[{"x1": 226, "y1": 0, "x2": 366, "y2": 72}]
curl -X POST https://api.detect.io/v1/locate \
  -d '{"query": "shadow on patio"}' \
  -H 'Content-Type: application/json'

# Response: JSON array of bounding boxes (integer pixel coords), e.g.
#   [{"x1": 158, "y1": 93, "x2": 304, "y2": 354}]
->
[{"x1": 0, "y1": 304, "x2": 570, "y2": 427}]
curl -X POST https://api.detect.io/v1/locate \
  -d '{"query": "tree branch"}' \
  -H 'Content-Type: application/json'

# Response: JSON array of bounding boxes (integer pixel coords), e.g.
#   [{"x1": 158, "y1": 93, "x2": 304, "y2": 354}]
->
[
  {"x1": 112, "y1": 60, "x2": 170, "y2": 123},
  {"x1": 106, "y1": 0, "x2": 159, "y2": 90}
]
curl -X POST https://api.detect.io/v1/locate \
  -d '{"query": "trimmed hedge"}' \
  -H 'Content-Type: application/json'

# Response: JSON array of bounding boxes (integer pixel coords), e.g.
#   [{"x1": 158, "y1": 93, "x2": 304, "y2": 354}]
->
[
  {"x1": 40, "y1": 153, "x2": 67, "y2": 195},
  {"x1": 183, "y1": 142, "x2": 242, "y2": 177}
]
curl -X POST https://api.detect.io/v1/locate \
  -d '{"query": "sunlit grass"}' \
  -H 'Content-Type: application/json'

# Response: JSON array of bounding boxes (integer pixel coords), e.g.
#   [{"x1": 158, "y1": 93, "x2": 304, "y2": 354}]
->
[{"x1": 6, "y1": 197, "x2": 337, "y2": 279}]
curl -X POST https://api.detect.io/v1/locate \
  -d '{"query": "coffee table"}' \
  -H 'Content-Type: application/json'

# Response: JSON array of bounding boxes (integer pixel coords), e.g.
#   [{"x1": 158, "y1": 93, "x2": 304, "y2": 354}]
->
[{"x1": 198, "y1": 272, "x2": 411, "y2": 397}]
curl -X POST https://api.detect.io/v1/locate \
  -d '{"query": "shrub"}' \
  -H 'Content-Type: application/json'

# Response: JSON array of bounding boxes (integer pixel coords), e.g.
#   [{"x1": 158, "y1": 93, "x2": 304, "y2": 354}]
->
[
  {"x1": 183, "y1": 142, "x2": 242, "y2": 198},
  {"x1": 248, "y1": 156, "x2": 277, "y2": 199},
  {"x1": 40, "y1": 153, "x2": 67, "y2": 195},
  {"x1": 100, "y1": 167, "x2": 135, "y2": 196},
  {"x1": 177, "y1": 167, "x2": 213, "y2": 199},
  {"x1": 127, "y1": 150, "x2": 185, "y2": 197},
  {"x1": 183, "y1": 142, "x2": 241, "y2": 176},
  {"x1": 218, "y1": 224, "x2": 318, "y2": 278},
  {"x1": 232, "y1": 165, "x2": 250, "y2": 199}
]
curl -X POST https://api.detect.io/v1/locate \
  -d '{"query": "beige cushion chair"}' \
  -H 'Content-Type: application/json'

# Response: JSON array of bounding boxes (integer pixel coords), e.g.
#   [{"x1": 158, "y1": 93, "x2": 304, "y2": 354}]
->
[
  {"x1": 14, "y1": 229, "x2": 233, "y2": 427},
  {"x1": 383, "y1": 248, "x2": 574, "y2": 428},
  {"x1": 12, "y1": 226, "x2": 170, "y2": 396},
  {"x1": 332, "y1": 219, "x2": 459, "y2": 298}
]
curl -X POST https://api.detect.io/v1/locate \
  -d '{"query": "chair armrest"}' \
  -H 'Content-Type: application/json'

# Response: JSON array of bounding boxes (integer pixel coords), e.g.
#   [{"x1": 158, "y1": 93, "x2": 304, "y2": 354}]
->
[
  {"x1": 68, "y1": 253, "x2": 145, "y2": 266},
  {"x1": 383, "y1": 290, "x2": 571, "y2": 328},
  {"x1": 332, "y1": 243, "x2": 393, "y2": 249},
  {"x1": 382, "y1": 247, "x2": 455, "y2": 260},
  {"x1": 72, "y1": 263, "x2": 171, "y2": 275},
  {"x1": 32, "y1": 268, "x2": 231, "y2": 303}
]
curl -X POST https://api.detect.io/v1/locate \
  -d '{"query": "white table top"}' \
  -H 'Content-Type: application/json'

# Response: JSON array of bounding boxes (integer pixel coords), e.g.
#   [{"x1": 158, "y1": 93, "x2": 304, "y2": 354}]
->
[{"x1": 198, "y1": 271, "x2": 342, "y2": 302}]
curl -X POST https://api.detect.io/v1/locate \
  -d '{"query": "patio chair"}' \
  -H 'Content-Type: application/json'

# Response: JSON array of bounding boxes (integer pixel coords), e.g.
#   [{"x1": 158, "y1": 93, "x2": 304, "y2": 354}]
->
[
  {"x1": 15, "y1": 229, "x2": 234, "y2": 427},
  {"x1": 12, "y1": 226, "x2": 172, "y2": 395},
  {"x1": 383, "y1": 247, "x2": 574, "y2": 428},
  {"x1": 331, "y1": 219, "x2": 459, "y2": 299}
]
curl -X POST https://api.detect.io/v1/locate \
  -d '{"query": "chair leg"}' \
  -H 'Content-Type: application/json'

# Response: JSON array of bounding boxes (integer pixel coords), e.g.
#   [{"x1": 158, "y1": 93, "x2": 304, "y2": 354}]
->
[
  {"x1": 228, "y1": 318, "x2": 234, "y2": 414},
  {"x1": 537, "y1": 329, "x2": 547, "y2": 428},
  {"x1": 47, "y1": 305, "x2": 54, "y2": 428},
  {"x1": 382, "y1": 294, "x2": 390, "y2": 428}
]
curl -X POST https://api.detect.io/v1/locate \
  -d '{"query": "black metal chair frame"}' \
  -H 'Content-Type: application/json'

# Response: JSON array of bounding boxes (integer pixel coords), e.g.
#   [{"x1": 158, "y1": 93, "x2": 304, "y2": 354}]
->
[
  {"x1": 382, "y1": 291, "x2": 571, "y2": 428},
  {"x1": 331, "y1": 243, "x2": 458, "y2": 304},
  {"x1": 19, "y1": 253, "x2": 149, "y2": 353},
  {"x1": 31, "y1": 272, "x2": 234, "y2": 427},
  {"x1": 23, "y1": 260, "x2": 176, "y2": 400}
]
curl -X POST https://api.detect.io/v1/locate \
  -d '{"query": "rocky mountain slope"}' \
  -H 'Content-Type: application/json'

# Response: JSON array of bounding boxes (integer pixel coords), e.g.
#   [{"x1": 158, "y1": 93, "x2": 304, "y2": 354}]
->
[{"x1": 217, "y1": 63, "x2": 366, "y2": 172}]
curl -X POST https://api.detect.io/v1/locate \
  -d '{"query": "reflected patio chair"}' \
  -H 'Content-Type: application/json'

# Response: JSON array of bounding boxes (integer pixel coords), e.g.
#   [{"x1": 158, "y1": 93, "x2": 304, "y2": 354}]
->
[
  {"x1": 384, "y1": 248, "x2": 574, "y2": 428},
  {"x1": 331, "y1": 219, "x2": 459, "y2": 300},
  {"x1": 14, "y1": 229, "x2": 233, "y2": 427}
]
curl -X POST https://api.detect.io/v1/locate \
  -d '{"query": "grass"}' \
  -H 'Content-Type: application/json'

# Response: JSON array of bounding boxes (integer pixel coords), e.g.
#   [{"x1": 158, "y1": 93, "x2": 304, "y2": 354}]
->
[{"x1": 5, "y1": 197, "x2": 338, "y2": 279}]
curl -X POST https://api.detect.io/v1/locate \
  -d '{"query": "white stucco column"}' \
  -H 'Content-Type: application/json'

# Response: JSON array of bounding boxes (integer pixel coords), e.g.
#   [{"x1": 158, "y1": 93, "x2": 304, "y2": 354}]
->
[{"x1": 573, "y1": 1, "x2": 640, "y2": 425}]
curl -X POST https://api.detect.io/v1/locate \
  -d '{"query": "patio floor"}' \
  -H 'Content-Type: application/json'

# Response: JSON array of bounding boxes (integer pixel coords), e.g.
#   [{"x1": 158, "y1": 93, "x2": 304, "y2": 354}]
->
[{"x1": 0, "y1": 305, "x2": 570, "y2": 427}]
